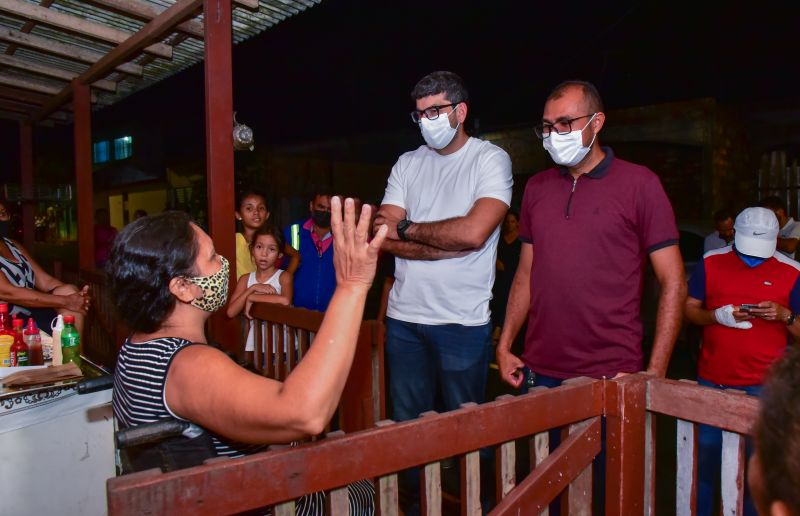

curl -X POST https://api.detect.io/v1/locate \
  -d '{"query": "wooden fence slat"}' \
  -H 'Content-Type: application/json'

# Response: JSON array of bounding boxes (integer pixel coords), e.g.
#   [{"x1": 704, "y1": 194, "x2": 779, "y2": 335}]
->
[
  {"x1": 420, "y1": 411, "x2": 442, "y2": 516},
  {"x1": 275, "y1": 501, "x2": 296, "y2": 516},
  {"x1": 676, "y1": 418, "x2": 698, "y2": 516},
  {"x1": 378, "y1": 473, "x2": 399, "y2": 516},
  {"x1": 327, "y1": 486, "x2": 350, "y2": 515},
  {"x1": 567, "y1": 420, "x2": 593, "y2": 516},
  {"x1": 644, "y1": 411, "x2": 656, "y2": 516},
  {"x1": 496, "y1": 440, "x2": 515, "y2": 501},
  {"x1": 422, "y1": 461, "x2": 442, "y2": 516},
  {"x1": 460, "y1": 449, "x2": 481, "y2": 516},
  {"x1": 721, "y1": 430, "x2": 745, "y2": 516}
]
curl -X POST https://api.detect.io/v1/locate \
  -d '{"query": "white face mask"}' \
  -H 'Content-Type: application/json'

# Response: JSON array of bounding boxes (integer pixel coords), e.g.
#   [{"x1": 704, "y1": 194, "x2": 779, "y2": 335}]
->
[
  {"x1": 542, "y1": 113, "x2": 597, "y2": 167},
  {"x1": 419, "y1": 106, "x2": 459, "y2": 150}
]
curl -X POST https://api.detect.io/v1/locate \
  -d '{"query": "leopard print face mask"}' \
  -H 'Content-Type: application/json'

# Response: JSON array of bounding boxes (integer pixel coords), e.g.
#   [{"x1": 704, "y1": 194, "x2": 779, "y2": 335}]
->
[{"x1": 184, "y1": 255, "x2": 230, "y2": 312}]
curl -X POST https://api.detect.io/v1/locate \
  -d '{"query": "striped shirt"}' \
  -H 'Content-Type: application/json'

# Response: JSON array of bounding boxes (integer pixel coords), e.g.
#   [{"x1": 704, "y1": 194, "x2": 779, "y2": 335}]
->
[
  {"x1": 0, "y1": 238, "x2": 36, "y2": 317},
  {"x1": 112, "y1": 336, "x2": 257, "y2": 457},
  {"x1": 112, "y1": 336, "x2": 375, "y2": 515}
]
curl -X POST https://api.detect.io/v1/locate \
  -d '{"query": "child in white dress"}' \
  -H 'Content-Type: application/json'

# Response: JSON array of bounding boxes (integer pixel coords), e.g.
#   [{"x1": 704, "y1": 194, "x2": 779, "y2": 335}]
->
[{"x1": 226, "y1": 226, "x2": 293, "y2": 363}]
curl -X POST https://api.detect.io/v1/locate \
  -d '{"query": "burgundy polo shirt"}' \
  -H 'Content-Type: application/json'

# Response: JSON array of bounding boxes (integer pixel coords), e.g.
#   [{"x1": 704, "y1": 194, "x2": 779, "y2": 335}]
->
[{"x1": 519, "y1": 147, "x2": 678, "y2": 379}]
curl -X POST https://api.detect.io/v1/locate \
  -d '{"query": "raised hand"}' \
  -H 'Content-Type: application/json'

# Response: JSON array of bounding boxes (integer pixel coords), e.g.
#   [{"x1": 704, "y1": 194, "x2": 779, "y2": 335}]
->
[{"x1": 331, "y1": 197, "x2": 387, "y2": 290}]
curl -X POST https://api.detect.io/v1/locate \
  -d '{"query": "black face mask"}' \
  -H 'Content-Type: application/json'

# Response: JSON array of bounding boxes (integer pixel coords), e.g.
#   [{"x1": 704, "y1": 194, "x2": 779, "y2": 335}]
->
[
  {"x1": 311, "y1": 210, "x2": 331, "y2": 228},
  {"x1": 0, "y1": 221, "x2": 9, "y2": 240}
]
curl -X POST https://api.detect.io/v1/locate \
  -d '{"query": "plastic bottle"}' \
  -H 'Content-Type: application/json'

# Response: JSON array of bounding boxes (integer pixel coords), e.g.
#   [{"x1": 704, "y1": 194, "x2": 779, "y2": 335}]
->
[
  {"x1": 24, "y1": 318, "x2": 42, "y2": 366},
  {"x1": 10, "y1": 318, "x2": 28, "y2": 366},
  {"x1": 61, "y1": 315, "x2": 81, "y2": 368},
  {"x1": 0, "y1": 303, "x2": 14, "y2": 367},
  {"x1": 50, "y1": 314, "x2": 64, "y2": 366}
]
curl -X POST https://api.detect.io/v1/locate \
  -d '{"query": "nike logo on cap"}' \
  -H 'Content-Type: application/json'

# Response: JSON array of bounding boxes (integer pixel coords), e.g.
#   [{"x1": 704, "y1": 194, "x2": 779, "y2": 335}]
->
[{"x1": 753, "y1": 231, "x2": 767, "y2": 235}]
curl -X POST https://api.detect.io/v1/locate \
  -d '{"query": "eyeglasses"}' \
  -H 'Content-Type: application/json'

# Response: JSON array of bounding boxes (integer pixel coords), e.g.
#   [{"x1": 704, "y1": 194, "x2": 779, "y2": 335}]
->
[
  {"x1": 410, "y1": 103, "x2": 460, "y2": 124},
  {"x1": 534, "y1": 113, "x2": 596, "y2": 139}
]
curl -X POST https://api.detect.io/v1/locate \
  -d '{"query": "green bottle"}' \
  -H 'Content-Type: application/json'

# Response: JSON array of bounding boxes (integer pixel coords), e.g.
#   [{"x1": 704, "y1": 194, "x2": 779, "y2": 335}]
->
[{"x1": 61, "y1": 315, "x2": 81, "y2": 368}]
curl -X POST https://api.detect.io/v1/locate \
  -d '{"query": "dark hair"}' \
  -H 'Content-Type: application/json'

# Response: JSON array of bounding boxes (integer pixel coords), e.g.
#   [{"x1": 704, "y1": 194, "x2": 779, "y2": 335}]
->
[
  {"x1": 547, "y1": 80, "x2": 604, "y2": 113},
  {"x1": 712, "y1": 208, "x2": 735, "y2": 224},
  {"x1": 310, "y1": 191, "x2": 332, "y2": 203},
  {"x1": 759, "y1": 195, "x2": 786, "y2": 213},
  {"x1": 754, "y1": 345, "x2": 800, "y2": 513},
  {"x1": 106, "y1": 211, "x2": 199, "y2": 333},
  {"x1": 411, "y1": 71, "x2": 469, "y2": 105},
  {"x1": 249, "y1": 225, "x2": 285, "y2": 254},
  {"x1": 235, "y1": 187, "x2": 268, "y2": 211}
]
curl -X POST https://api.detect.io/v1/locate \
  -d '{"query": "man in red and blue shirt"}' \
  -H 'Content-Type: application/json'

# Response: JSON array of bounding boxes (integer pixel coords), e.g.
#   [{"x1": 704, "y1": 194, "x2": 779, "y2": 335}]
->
[
  {"x1": 686, "y1": 206, "x2": 800, "y2": 516},
  {"x1": 283, "y1": 193, "x2": 336, "y2": 312}
]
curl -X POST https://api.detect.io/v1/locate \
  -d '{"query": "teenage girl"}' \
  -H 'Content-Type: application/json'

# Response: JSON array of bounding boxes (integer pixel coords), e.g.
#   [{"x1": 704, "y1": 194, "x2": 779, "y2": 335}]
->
[
  {"x1": 234, "y1": 188, "x2": 269, "y2": 280},
  {"x1": 227, "y1": 226, "x2": 293, "y2": 363}
]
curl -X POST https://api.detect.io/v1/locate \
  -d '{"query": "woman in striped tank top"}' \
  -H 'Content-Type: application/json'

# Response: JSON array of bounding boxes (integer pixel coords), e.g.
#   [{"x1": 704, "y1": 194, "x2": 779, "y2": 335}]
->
[
  {"x1": 0, "y1": 198, "x2": 90, "y2": 333},
  {"x1": 108, "y1": 197, "x2": 386, "y2": 515}
]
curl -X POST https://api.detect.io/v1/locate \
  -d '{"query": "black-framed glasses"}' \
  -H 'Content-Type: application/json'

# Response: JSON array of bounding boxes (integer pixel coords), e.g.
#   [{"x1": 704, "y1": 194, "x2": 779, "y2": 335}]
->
[
  {"x1": 534, "y1": 113, "x2": 596, "y2": 139},
  {"x1": 410, "y1": 103, "x2": 460, "y2": 123}
]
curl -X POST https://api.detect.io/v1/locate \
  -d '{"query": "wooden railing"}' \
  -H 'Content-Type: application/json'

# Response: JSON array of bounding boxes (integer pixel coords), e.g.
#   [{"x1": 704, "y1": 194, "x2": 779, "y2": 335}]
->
[
  {"x1": 106, "y1": 374, "x2": 759, "y2": 515},
  {"x1": 644, "y1": 378, "x2": 759, "y2": 515},
  {"x1": 247, "y1": 302, "x2": 386, "y2": 432}
]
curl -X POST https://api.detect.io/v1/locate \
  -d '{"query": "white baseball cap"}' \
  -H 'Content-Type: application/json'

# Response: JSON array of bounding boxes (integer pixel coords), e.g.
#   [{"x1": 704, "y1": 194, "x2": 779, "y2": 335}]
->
[{"x1": 734, "y1": 207, "x2": 779, "y2": 258}]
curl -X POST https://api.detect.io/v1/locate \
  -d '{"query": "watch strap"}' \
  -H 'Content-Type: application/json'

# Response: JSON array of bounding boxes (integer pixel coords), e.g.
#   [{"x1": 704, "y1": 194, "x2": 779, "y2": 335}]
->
[{"x1": 397, "y1": 219, "x2": 413, "y2": 241}]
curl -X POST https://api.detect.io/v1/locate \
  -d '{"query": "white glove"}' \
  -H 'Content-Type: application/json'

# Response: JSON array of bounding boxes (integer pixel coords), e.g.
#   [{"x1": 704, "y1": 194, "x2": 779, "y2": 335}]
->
[{"x1": 714, "y1": 304, "x2": 752, "y2": 329}]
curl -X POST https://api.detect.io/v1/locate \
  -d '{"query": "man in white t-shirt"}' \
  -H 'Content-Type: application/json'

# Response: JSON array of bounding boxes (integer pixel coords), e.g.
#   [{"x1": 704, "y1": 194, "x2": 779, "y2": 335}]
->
[
  {"x1": 375, "y1": 70, "x2": 512, "y2": 427},
  {"x1": 703, "y1": 208, "x2": 735, "y2": 253},
  {"x1": 760, "y1": 196, "x2": 800, "y2": 259}
]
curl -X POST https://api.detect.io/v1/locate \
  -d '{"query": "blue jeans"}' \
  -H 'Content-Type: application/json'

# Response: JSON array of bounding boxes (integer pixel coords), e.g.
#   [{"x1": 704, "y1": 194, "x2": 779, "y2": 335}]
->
[
  {"x1": 385, "y1": 318, "x2": 492, "y2": 422},
  {"x1": 385, "y1": 318, "x2": 493, "y2": 515},
  {"x1": 697, "y1": 378, "x2": 760, "y2": 516}
]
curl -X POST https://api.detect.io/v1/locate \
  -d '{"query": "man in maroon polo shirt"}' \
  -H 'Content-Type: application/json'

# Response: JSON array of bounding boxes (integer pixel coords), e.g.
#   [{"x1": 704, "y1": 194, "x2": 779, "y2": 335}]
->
[
  {"x1": 497, "y1": 79, "x2": 685, "y2": 385},
  {"x1": 496, "y1": 79, "x2": 686, "y2": 512}
]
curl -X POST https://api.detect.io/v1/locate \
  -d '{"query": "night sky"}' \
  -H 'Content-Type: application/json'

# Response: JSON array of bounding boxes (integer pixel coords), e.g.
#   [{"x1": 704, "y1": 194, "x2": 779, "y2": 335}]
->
[{"x1": 2, "y1": 0, "x2": 799, "y2": 180}]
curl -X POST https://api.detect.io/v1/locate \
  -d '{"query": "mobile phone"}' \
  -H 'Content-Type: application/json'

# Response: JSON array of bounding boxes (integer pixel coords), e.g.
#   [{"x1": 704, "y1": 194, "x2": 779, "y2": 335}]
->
[{"x1": 740, "y1": 303, "x2": 760, "y2": 312}]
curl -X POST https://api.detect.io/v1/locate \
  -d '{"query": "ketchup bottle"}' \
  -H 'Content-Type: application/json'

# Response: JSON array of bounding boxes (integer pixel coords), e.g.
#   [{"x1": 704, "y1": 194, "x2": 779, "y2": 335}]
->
[{"x1": 10, "y1": 318, "x2": 28, "y2": 366}]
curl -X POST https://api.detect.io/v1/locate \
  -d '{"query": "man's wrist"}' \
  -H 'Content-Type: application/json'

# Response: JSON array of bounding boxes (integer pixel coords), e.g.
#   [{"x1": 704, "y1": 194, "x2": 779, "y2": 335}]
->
[
  {"x1": 397, "y1": 219, "x2": 414, "y2": 242},
  {"x1": 787, "y1": 312, "x2": 797, "y2": 326}
]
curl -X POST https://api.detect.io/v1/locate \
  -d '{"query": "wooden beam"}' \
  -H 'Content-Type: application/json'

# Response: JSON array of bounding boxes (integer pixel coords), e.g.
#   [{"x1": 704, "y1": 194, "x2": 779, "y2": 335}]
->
[
  {"x1": 204, "y1": 0, "x2": 238, "y2": 350},
  {"x1": 0, "y1": 0, "x2": 173, "y2": 59},
  {"x1": 0, "y1": 27, "x2": 143, "y2": 76},
  {"x1": 0, "y1": 74, "x2": 62, "y2": 95},
  {"x1": 18, "y1": 121, "x2": 35, "y2": 247},
  {"x1": 0, "y1": 54, "x2": 117, "y2": 92},
  {"x1": 4, "y1": 0, "x2": 54, "y2": 56},
  {"x1": 0, "y1": 109, "x2": 54, "y2": 126},
  {"x1": 0, "y1": 84, "x2": 74, "y2": 112},
  {"x1": 86, "y1": 0, "x2": 204, "y2": 38},
  {"x1": 34, "y1": 0, "x2": 203, "y2": 122},
  {"x1": 0, "y1": 98, "x2": 69, "y2": 121},
  {"x1": 234, "y1": 0, "x2": 258, "y2": 10},
  {"x1": 73, "y1": 80, "x2": 94, "y2": 270}
]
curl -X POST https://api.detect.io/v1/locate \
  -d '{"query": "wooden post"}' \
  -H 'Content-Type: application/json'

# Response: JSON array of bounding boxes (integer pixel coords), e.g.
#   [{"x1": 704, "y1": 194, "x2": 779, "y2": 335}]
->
[
  {"x1": 18, "y1": 121, "x2": 35, "y2": 248},
  {"x1": 203, "y1": 0, "x2": 237, "y2": 352},
  {"x1": 605, "y1": 374, "x2": 647, "y2": 516},
  {"x1": 72, "y1": 80, "x2": 94, "y2": 270}
]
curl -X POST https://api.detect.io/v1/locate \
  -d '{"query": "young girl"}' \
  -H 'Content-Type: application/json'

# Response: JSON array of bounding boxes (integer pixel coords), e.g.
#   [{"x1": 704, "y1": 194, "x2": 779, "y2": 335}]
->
[
  {"x1": 227, "y1": 226, "x2": 293, "y2": 363},
  {"x1": 234, "y1": 188, "x2": 269, "y2": 280}
]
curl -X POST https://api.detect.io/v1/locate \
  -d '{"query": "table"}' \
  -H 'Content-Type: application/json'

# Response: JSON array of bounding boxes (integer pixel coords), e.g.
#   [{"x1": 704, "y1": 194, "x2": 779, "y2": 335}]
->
[{"x1": 0, "y1": 361, "x2": 114, "y2": 516}]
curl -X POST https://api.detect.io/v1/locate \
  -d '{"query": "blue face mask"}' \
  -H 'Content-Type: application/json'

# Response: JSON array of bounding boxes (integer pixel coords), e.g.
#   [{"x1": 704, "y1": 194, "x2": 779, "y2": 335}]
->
[{"x1": 734, "y1": 246, "x2": 767, "y2": 268}]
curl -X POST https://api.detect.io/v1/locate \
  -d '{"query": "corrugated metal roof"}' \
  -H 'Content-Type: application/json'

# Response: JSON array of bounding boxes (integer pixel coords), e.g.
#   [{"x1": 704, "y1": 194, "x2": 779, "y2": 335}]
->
[{"x1": 0, "y1": 0, "x2": 320, "y2": 123}]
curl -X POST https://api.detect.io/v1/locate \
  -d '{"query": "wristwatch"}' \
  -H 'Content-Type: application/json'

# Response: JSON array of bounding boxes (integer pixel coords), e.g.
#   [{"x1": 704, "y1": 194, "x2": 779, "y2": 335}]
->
[
  {"x1": 397, "y1": 219, "x2": 413, "y2": 242},
  {"x1": 788, "y1": 313, "x2": 797, "y2": 326}
]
